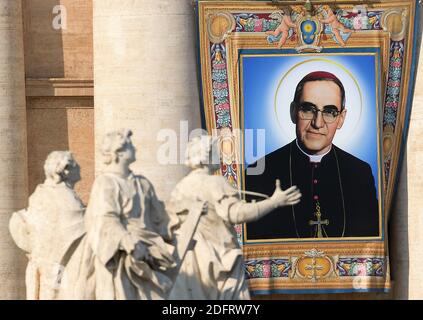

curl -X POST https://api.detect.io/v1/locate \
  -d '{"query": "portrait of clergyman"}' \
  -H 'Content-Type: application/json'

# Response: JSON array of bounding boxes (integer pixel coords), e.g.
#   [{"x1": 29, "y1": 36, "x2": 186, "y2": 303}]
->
[{"x1": 242, "y1": 53, "x2": 382, "y2": 240}]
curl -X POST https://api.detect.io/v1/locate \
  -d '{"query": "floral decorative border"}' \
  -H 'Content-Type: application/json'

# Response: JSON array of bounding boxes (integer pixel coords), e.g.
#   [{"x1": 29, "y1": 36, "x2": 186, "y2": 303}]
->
[
  {"x1": 197, "y1": 0, "x2": 420, "y2": 294},
  {"x1": 211, "y1": 43, "x2": 232, "y2": 129},
  {"x1": 233, "y1": 9, "x2": 383, "y2": 34},
  {"x1": 244, "y1": 256, "x2": 385, "y2": 279},
  {"x1": 383, "y1": 40, "x2": 405, "y2": 186},
  {"x1": 245, "y1": 259, "x2": 291, "y2": 279},
  {"x1": 209, "y1": 4, "x2": 398, "y2": 283},
  {"x1": 337, "y1": 257, "x2": 385, "y2": 277}
]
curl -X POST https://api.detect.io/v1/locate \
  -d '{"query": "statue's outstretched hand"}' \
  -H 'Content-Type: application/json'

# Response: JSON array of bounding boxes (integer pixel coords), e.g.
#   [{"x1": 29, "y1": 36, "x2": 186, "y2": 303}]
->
[{"x1": 270, "y1": 179, "x2": 301, "y2": 207}]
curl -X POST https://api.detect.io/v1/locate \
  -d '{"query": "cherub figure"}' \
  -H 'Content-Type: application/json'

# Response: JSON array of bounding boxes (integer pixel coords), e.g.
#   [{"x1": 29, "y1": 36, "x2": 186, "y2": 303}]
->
[
  {"x1": 319, "y1": 5, "x2": 353, "y2": 46},
  {"x1": 266, "y1": 8, "x2": 296, "y2": 48}
]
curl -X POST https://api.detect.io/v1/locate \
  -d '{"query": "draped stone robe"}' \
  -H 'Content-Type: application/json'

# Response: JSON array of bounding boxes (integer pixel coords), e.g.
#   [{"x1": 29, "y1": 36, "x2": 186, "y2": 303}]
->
[
  {"x1": 168, "y1": 168, "x2": 250, "y2": 300},
  {"x1": 60, "y1": 172, "x2": 176, "y2": 300},
  {"x1": 9, "y1": 182, "x2": 85, "y2": 300}
]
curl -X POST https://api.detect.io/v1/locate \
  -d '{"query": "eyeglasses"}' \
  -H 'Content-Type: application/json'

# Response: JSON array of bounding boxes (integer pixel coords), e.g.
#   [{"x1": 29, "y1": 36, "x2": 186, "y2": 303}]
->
[{"x1": 297, "y1": 102, "x2": 342, "y2": 124}]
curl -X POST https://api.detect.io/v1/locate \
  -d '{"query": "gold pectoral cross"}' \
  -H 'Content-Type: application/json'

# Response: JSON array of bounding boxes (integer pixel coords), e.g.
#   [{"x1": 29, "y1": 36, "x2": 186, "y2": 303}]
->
[{"x1": 309, "y1": 202, "x2": 329, "y2": 238}]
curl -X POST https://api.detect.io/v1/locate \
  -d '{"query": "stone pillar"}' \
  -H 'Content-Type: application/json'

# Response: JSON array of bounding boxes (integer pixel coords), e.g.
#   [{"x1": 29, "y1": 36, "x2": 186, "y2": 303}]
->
[
  {"x1": 0, "y1": 1, "x2": 29, "y2": 299},
  {"x1": 392, "y1": 40, "x2": 423, "y2": 300},
  {"x1": 93, "y1": 0, "x2": 201, "y2": 199}
]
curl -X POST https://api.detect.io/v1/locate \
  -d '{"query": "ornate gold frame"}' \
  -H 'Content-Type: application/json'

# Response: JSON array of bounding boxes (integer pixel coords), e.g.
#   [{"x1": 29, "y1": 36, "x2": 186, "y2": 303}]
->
[{"x1": 196, "y1": 0, "x2": 420, "y2": 293}]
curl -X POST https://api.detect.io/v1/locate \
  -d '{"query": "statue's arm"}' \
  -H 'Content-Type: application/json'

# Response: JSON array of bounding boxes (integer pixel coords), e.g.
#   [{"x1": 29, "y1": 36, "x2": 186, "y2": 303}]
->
[
  {"x1": 228, "y1": 198, "x2": 278, "y2": 224},
  {"x1": 228, "y1": 182, "x2": 301, "y2": 224}
]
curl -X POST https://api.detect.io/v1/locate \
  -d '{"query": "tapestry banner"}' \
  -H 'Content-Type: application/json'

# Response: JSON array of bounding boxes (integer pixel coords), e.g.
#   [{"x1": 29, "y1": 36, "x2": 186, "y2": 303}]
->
[{"x1": 195, "y1": 0, "x2": 421, "y2": 294}]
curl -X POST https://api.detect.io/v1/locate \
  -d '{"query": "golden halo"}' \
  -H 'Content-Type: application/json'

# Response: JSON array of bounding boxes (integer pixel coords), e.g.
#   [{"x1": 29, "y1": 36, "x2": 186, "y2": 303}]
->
[{"x1": 274, "y1": 58, "x2": 363, "y2": 133}]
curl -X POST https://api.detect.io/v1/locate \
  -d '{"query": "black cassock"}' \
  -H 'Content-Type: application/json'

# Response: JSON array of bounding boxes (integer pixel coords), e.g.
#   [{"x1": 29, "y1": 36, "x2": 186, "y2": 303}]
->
[{"x1": 245, "y1": 140, "x2": 379, "y2": 239}]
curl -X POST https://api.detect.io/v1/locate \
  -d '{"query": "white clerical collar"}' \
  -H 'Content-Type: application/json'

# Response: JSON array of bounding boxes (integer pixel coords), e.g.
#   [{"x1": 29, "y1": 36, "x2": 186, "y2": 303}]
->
[{"x1": 296, "y1": 139, "x2": 332, "y2": 163}]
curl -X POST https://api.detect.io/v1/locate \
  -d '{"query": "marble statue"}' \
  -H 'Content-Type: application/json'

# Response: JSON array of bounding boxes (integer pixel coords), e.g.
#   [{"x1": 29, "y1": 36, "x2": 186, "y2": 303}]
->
[
  {"x1": 168, "y1": 136, "x2": 302, "y2": 300},
  {"x1": 9, "y1": 151, "x2": 85, "y2": 300},
  {"x1": 59, "y1": 129, "x2": 177, "y2": 300}
]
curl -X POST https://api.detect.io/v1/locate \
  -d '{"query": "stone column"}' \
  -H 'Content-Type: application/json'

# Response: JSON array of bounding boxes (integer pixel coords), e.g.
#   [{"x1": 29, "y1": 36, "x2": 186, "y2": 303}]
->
[
  {"x1": 0, "y1": 1, "x2": 29, "y2": 299},
  {"x1": 392, "y1": 40, "x2": 423, "y2": 300},
  {"x1": 93, "y1": 0, "x2": 201, "y2": 199}
]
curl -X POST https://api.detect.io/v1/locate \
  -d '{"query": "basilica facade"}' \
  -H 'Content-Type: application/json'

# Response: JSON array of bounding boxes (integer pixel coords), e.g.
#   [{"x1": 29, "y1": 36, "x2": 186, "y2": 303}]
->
[{"x1": 0, "y1": 0, "x2": 421, "y2": 300}]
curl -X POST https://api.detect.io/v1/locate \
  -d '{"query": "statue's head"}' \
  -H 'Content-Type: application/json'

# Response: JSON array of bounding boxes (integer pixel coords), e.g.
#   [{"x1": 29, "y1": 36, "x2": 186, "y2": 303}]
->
[
  {"x1": 44, "y1": 151, "x2": 81, "y2": 186},
  {"x1": 184, "y1": 135, "x2": 221, "y2": 172},
  {"x1": 101, "y1": 129, "x2": 136, "y2": 166}
]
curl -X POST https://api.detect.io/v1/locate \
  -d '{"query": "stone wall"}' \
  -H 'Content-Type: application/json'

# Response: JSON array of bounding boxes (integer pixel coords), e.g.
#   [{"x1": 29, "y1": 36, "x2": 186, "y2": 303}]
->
[{"x1": 23, "y1": 0, "x2": 94, "y2": 203}]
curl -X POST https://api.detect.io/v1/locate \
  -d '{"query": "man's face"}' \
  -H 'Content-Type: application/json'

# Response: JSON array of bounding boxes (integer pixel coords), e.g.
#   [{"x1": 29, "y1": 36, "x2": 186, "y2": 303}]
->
[{"x1": 295, "y1": 80, "x2": 346, "y2": 155}]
